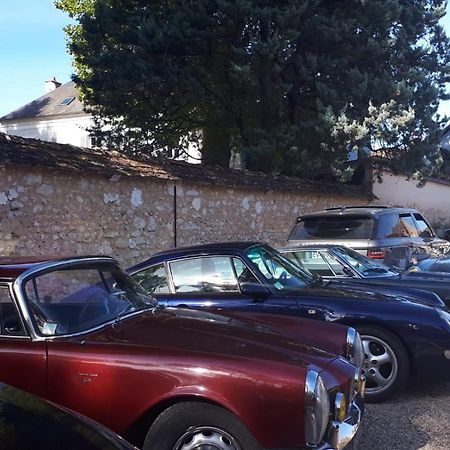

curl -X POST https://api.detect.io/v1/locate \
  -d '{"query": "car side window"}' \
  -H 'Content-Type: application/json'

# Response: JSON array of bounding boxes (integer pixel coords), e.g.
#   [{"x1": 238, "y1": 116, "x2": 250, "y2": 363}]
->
[
  {"x1": 413, "y1": 213, "x2": 433, "y2": 238},
  {"x1": 232, "y1": 258, "x2": 260, "y2": 285},
  {"x1": 321, "y1": 252, "x2": 346, "y2": 276},
  {"x1": 170, "y1": 257, "x2": 239, "y2": 293},
  {"x1": 0, "y1": 286, "x2": 26, "y2": 336},
  {"x1": 376, "y1": 213, "x2": 402, "y2": 238},
  {"x1": 399, "y1": 214, "x2": 419, "y2": 237},
  {"x1": 132, "y1": 264, "x2": 170, "y2": 294}
]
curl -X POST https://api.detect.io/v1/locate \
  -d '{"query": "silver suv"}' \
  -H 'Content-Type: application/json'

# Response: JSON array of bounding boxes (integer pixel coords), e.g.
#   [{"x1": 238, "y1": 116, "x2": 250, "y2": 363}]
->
[{"x1": 287, "y1": 206, "x2": 450, "y2": 259}]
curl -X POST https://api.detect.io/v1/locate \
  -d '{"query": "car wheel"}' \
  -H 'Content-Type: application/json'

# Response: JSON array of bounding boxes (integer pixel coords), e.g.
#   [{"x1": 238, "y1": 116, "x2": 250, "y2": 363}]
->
[
  {"x1": 143, "y1": 402, "x2": 262, "y2": 450},
  {"x1": 356, "y1": 325, "x2": 409, "y2": 403}
]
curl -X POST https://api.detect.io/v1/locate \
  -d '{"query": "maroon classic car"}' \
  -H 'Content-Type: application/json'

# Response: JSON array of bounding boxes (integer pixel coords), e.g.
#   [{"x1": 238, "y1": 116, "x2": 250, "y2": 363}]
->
[{"x1": 0, "y1": 256, "x2": 365, "y2": 450}]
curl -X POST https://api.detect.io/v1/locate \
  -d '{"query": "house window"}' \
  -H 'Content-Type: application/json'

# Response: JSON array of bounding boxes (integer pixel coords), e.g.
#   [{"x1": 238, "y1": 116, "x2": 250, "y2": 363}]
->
[
  {"x1": 89, "y1": 134, "x2": 102, "y2": 148},
  {"x1": 60, "y1": 96, "x2": 75, "y2": 106}
]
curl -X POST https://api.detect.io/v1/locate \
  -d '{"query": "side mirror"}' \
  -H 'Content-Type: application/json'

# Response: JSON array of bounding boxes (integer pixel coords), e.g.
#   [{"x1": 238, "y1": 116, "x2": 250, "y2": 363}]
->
[
  {"x1": 419, "y1": 230, "x2": 432, "y2": 239},
  {"x1": 342, "y1": 267, "x2": 355, "y2": 278},
  {"x1": 240, "y1": 283, "x2": 270, "y2": 299}
]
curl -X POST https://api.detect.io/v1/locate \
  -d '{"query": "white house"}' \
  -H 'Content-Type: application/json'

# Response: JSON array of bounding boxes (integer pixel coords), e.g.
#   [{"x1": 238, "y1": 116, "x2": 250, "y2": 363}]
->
[
  {"x1": 0, "y1": 78, "x2": 201, "y2": 163},
  {"x1": 0, "y1": 79, "x2": 95, "y2": 148}
]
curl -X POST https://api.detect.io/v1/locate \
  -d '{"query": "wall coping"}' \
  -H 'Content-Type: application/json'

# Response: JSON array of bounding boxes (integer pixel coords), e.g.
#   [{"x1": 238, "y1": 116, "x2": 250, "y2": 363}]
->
[{"x1": 0, "y1": 132, "x2": 370, "y2": 198}]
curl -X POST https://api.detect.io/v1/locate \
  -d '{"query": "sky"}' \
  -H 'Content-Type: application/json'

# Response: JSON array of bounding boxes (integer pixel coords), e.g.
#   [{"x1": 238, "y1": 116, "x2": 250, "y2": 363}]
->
[
  {"x1": 1, "y1": 1, "x2": 450, "y2": 118},
  {"x1": 0, "y1": 1, "x2": 73, "y2": 117}
]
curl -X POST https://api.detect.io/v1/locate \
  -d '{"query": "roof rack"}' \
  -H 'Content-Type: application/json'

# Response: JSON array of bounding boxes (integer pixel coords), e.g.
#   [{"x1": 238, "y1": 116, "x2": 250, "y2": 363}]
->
[{"x1": 324, "y1": 205, "x2": 389, "y2": 211}]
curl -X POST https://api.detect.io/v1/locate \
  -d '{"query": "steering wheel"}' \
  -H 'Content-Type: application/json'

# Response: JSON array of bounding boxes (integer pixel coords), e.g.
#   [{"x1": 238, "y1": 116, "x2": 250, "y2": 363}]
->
[{"x1": 77, "y1": 291, "x2": 111, "y2": 324}]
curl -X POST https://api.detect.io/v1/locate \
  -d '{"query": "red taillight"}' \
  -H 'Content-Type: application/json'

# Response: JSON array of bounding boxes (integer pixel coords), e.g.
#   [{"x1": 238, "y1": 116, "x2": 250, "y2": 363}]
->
[{"x1": 368, "y1": 248, "x2": 387, "y2": 259}]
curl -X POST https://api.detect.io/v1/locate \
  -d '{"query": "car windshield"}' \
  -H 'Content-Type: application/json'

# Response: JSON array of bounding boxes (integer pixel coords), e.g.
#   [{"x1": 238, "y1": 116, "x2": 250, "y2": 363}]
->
[
  {"x1": 245, "y1": 245, "x2": 312, "y2": 290},
  {"x1": 23, "y1": 262, "x2": 156, "y2": 336},
  {"x1": 332, "y1": 246, "x2": 395, "y2": 277}
]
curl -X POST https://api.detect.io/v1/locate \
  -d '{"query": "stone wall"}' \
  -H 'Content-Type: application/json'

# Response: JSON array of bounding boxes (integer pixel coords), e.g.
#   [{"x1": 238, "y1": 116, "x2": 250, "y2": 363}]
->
[{"x1": 0, "y1": 164, "x2": 368, "y2": 267}]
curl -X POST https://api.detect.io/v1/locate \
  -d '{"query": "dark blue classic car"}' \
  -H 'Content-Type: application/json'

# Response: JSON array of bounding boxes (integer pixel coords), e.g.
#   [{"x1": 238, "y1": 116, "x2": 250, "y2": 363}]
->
[
  {"x1": 128, "y1": 242, "x2": 450, "y2": 403},
  {"x1": 278, "y1": 244, "x2": 450, "y2": 306}
]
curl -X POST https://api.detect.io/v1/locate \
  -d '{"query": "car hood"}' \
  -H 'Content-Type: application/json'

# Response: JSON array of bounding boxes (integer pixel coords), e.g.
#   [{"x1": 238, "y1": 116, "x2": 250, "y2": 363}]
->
[
  {"x1": 91, "y1": 307, "x2": 340, "y2": 373},
  {"x1": 314, "y1": 279, "x2": 444, "y2": 307}
]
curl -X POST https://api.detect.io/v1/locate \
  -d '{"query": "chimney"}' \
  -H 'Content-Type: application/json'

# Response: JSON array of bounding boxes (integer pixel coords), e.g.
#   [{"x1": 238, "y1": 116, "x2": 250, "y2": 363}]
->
[{"x1": 45, "y1": 77, "x2": 62, "y2": 93}]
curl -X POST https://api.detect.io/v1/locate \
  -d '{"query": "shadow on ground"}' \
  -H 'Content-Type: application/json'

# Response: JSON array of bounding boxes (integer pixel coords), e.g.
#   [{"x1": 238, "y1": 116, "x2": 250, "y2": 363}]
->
[{"x1": 357, "y1": 381, "x2": 450, "y2": 449}]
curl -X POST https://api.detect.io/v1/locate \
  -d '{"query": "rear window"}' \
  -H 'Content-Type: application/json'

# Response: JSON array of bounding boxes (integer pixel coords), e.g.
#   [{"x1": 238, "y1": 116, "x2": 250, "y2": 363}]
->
[{"x1": 290, "y1": 215, "x2": 374, "y2": 240}]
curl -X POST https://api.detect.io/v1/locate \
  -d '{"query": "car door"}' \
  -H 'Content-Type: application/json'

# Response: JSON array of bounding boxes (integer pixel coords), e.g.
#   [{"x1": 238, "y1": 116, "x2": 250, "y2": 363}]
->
[
  {"x1": 0, "y1": 283, "x2": 47, "y2": 397},
  {"x1": 45, "y1": 337, "x2": 128, "y2": 433}
]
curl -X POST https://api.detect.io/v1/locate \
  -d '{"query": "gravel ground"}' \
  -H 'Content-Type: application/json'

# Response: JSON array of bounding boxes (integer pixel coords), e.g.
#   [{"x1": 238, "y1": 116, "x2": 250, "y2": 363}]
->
[{"x1": 357, "y1": 381, "x2": 450, "y2": 449}]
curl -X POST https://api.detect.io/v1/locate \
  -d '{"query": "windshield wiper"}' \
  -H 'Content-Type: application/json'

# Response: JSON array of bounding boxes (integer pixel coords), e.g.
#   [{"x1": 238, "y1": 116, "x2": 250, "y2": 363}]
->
[{"x1": 363, "y1": 267, "x2": 389, "y2": 274}]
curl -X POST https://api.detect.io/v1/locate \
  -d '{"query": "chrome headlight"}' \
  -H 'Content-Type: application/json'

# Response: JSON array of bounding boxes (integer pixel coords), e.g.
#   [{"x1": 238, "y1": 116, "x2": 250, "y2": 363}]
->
[
  {"x1": 345, "y1": 328, "x2": 365, "y2": 369},
  {"x1": 305, "y1": 370, "x2": 330, "y2": 446}
]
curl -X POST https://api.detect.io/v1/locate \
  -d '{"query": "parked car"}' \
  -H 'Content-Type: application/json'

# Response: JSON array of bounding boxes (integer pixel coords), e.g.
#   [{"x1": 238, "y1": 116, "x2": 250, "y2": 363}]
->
[
  {"x1": 287, "y1": 205, "x2": 450, "y2": 259},
  {"x1": 0, "y1": 256, "x2": 365, "y2": 450},
  {"x1": 279, "y1": 244, "x2": 450, "y2": 306},
  {"x1": 129, "y1": 242, "x2": 450, "y2": 403},
  {"x1": 0, "y1": 381, "x2": 135, "y2": 450},
  {"x1": 415, "y1": 255, "x2": 450, "y2": 275}
]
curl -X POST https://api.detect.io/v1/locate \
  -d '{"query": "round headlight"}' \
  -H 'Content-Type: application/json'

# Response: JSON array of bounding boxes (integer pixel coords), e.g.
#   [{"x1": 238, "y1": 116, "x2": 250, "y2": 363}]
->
[
  {"x1": 305, "y1": 370, "x2": 330, "y2": 446},
  {"x1": 345, "y1": 328, "x2": 365, "y2": 369}
]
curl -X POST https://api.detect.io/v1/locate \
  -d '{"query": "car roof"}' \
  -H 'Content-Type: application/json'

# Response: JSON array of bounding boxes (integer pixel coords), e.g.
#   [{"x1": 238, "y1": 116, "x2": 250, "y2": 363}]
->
[
  {"x1": 0, "y1": 255, "x2": 116, "y2": 280},
  {"x1": 154, "y1": 241, "x2": 261, "y2": 256},
  {"x1": 129, "y1": 241, "x2": 263, "y2": 270},
  {"x1": 298, "y1": 206, "x2": 419, "y2": 219}
]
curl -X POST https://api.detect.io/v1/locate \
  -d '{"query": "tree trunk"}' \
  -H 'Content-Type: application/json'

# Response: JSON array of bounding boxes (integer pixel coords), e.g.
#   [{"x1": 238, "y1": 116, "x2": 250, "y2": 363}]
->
[{"x1": 201, "y1": 124, "x2": 231, "y2": 167}]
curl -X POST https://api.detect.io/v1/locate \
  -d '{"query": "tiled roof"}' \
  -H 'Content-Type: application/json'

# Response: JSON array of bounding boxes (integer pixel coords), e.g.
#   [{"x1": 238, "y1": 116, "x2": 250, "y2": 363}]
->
[
  {"x1": 0, "y1": 133, "x2": 370, "y2": 198},
  {"x1": 0, "y1": 81, "x2": 85, "y2": 121}
]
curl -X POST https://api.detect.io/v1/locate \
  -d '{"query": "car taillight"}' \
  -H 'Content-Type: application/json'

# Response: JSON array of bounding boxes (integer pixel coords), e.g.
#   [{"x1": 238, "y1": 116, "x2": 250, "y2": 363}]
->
[{"x1": 367, "y1": 248, "x2": 387, "y2": 259}]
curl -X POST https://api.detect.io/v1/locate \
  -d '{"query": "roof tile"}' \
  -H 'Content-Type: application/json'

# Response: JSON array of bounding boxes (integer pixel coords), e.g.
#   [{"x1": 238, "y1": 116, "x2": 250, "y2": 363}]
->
[{"x1": 0, "y1": 132, "x2": 370, "y2": 198}]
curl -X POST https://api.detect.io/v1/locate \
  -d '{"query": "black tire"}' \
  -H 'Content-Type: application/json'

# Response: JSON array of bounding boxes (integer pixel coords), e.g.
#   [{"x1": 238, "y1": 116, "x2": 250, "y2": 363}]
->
[
  {"x1": 357, "y1": 325, "x2": 409, "y2": 403},
  {"x1": 143, "y1": 402, "x2": 262, "y2": 450}
]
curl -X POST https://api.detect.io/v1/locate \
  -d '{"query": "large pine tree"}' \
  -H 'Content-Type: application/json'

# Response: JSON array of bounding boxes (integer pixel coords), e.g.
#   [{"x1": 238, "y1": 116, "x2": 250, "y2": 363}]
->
[{"x1": 57, "y1": 0, "x2": 450, "y2": 179}]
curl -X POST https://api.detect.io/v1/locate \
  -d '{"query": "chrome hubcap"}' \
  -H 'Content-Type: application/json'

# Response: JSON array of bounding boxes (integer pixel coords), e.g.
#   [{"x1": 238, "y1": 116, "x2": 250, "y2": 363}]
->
[
  {"x1": 361, "y1": 335, "x2": 398, "y2": 394},
  {"x1": 174, "y1": 426, "x2": 241, "y2": 450}
]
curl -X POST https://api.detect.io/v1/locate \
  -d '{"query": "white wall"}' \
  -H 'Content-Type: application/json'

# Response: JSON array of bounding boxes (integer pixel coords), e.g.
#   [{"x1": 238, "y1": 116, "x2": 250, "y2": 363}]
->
[
  {"x1": 0, "y1": 114, "x2": 94, "y2": 148},
  {"x1": 373, "y1": 171, "x2": 450, "y2": 224},
  {"x1": 0, "y1": 114, "x2": 202, "y2": 163}
]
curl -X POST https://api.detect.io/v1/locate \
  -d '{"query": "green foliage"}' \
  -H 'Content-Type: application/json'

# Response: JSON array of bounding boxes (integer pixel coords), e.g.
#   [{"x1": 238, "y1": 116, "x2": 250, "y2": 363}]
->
[{"x1": 56, "y1": 0, "x2": 450, "y2": 179}]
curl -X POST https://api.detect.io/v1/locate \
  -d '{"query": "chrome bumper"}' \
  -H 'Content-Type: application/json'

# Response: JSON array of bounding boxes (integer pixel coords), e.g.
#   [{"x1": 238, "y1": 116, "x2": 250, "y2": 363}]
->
[{"x1": 316, "y1": 394, "x2": 365, "y2": 450}]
